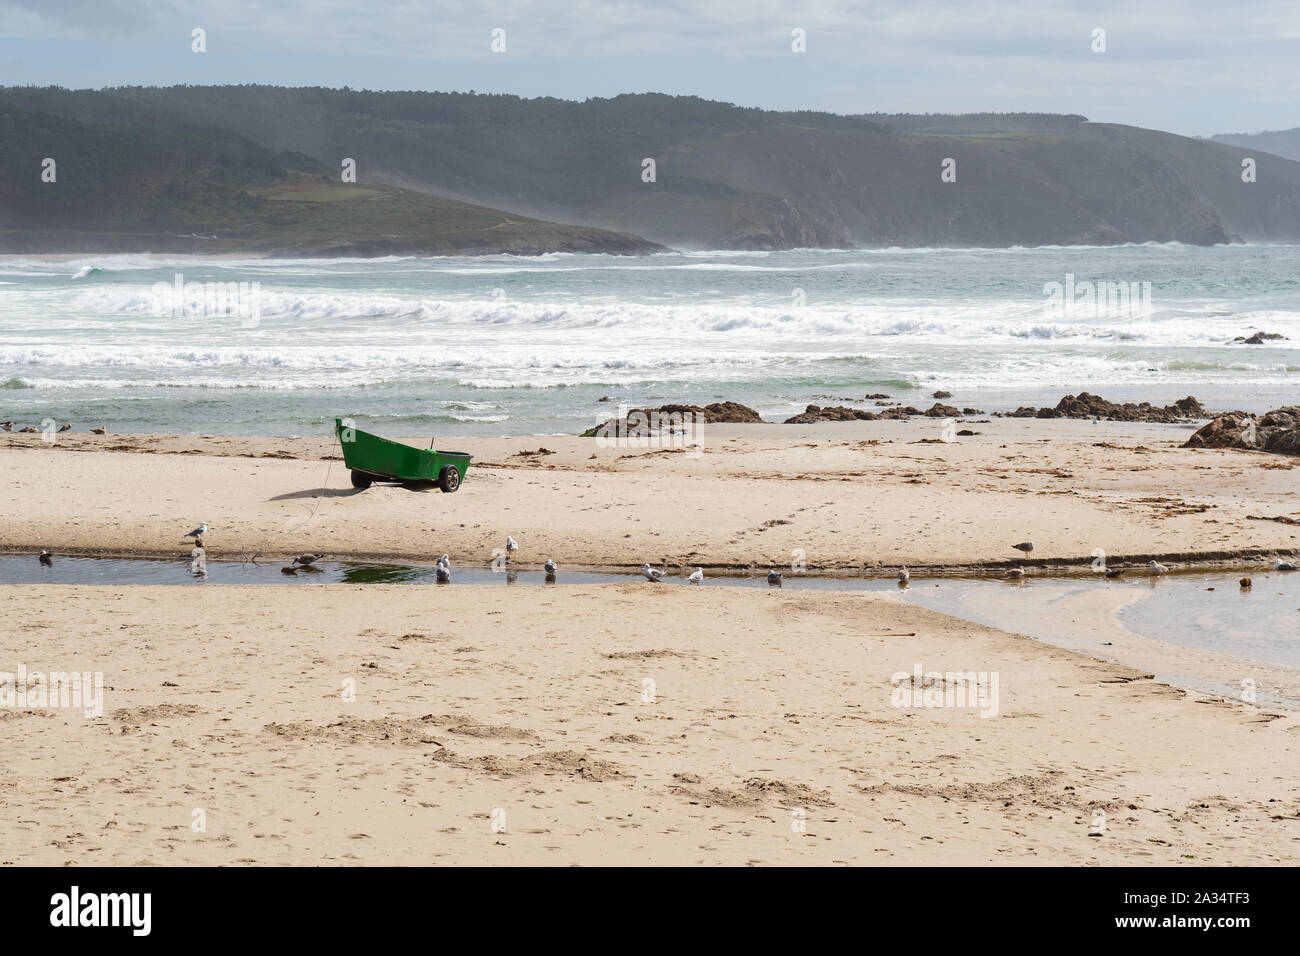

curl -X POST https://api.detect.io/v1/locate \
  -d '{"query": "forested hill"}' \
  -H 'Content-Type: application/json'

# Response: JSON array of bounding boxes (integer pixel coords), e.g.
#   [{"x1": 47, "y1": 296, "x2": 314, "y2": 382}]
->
[
  {"x1": 0, "y1": 93, "x2": 662, "y2": 256},
  {"x1": 1212, "y1": 127, "x2": 1300, "y2": 163},
  {"x1": 5, "y1": 85, "x2": 1300, "y2": 252}
]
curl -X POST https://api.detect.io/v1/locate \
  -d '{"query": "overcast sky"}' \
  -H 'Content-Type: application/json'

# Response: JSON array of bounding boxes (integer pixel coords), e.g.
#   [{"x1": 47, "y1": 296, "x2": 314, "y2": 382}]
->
[{"x1": 1, "y1": 0, "x2": 1295, "y2": 137}]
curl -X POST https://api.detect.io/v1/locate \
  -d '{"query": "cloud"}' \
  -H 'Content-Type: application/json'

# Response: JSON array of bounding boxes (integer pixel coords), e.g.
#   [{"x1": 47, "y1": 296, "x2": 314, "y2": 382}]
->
[
  {"x1": 2, "y1": 0, "x2": 175, "y2": 33},
  {"x1": 1, "y1": 0, "x2": 1296, "y2": 135}
]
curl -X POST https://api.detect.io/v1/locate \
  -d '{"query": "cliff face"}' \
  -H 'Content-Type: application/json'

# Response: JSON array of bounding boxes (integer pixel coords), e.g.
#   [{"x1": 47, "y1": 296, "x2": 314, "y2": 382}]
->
[
  {"x1": 5, "y1": 86, "x2": 1298, "y2": 252},
  {"x1": 1091, "y1": 124, "x2": 1300, "y2": 242},
  {"x1": 618, "y1": 123, "x2": 1237, "y2": 248}
]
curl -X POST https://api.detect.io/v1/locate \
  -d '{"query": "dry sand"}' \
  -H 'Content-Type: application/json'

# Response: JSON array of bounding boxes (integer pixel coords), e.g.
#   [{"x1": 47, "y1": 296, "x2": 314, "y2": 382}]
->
[
  {"x1": 2, "y1": 419, "x2": 1297, "y2": 570},
  {"x1": 3, "y1": 583, "x2": 1297, "y2": 866}
]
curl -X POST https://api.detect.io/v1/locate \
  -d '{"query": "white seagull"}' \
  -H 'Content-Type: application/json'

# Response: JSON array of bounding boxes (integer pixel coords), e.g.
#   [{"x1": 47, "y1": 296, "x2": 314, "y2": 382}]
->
[
  {"x1": 1276, "y1": 559, "x2": 1298, "y2": 571},
  {"x1": 1012, "y1": 541, "x2": 1034, "y2": 556},
  {"x1": 688, "y1": 567, "x2": 704, "y2": 585},
  {"x1": 436, "y1": 563, "x2": 451, "y2": 583},
  {"x1": 898, "y1": 567, "x2": 910, "y2": 582},
  {"x1": 506, "y1": 536, "x2": 519, "y2": 554},
  {"x1": 767, "y1": 569, "x2": 783, "y2": 586},
  {"x1": 1148, "y1": 560, "x2": 1169, "y2": 574},
  {"x1": 545, "y1": 558, "x2": 558, "y2": 574},
  {"x1": 642, "y1": 563, "x2": 665, "y2": 582},
  {"x1": 185, "y1": 522, "x2": 208, "y2": 540},
  {"x1": 436, "y1": 553, "x2": 450, "y2": 570}
]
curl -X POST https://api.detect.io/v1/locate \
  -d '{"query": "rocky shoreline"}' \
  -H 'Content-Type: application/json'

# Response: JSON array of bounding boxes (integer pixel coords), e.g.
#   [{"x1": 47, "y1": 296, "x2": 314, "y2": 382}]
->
[
  {"x1": 579, "y1": 391, "x2": 1226, "y2": 432},
  {"x1": 999, "y1": 392, "x2": 1207, "y2": 423},
  {"x1": 577, "y1": 394, "x2": 1297, "y2": 456},
  {"x1": 783, "y1": 402, "x2": 973, "y2": 423}
]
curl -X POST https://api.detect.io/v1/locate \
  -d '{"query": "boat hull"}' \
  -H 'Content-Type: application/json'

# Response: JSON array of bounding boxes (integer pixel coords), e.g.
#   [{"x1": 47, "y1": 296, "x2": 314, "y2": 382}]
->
[{"x1": 335, "y1": 418, "x2": 471, "y2": 487}]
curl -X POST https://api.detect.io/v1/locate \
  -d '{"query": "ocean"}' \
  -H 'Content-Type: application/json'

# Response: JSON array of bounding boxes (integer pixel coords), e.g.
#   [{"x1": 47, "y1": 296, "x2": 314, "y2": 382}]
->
[{"x1": 1, "y1": 243, "x2": 1297, "y2": 437}]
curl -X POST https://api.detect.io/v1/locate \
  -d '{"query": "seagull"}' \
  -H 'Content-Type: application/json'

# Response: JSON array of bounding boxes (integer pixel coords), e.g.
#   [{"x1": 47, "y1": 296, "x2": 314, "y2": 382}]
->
[
  {"x1": 292, "y1": 554, "x2": 322, "y2": 566},
  {"x1": 1276, "y1": 559, "x2": 1298, "y2": 571},
  {"x1": 544, "y1": 558, "x2": 558, "y2": 574},
  {"x1": 91, "y1": 427, "x2": 106, "y2": 435},
  {"x1": 642, "y1": 563, "x2": 665, "y2": 582},
  {"x1": 1012, "y1": 542, "x2": 1034, "y2": 556},
  {"x1": 1005, "y1": 567, "x2": 1025, "y2": 579},
  {"x1": 688, "y1": 567, "x2": 704, "y2": 584},
  {"x1": 58, "y1": 423, "x2": 71, "y2": 433},
  {"x1": 38, "y1": 550, "x2": 52, "y2": 566},
  {"x1": 767, "y1": 569, "x2": 783, "y2": 586},
  {"x1": 184, "y1": 522, "x2": 207, "y2": 540},
  {"x1": 506, "y1": 536, "x2": 519, "y2": 554},
  {"x1": 898, "y1": 567, "x2": 910, "y2": 582},
  {"x1": 0, "y1": 421, "x2": 13, "y2": 431},
  {"x1": 17, "y1": 425, "x2": 36, "y2": 433},
  {"x1": 436, "y1": 563, "x2": 451, "y2": 584},
  {"x1": 1148, "y1": 560, "x2": 1169, "y2": 574},
  {"x1": 436, "y1": 553, "x2": 450, "y2": 571}
]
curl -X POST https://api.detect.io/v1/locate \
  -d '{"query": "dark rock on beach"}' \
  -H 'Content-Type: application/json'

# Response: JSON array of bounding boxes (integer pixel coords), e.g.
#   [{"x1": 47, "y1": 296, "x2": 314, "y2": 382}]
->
[
  {"x1": 581, "y1": 401, "x2": 764, "y2": 435},
  {"x1": 925, "y1": 403, "x2": 960, "y2": 417},
  {"x1": 878, "y1": 406, "x2": 923, "y2": 420},
  {"x1": 684, "y1": 402, "x2": 765, "y2": 424},
  {"x1": 1002, "y1": 392, "x2": 1206, "y2": 423},
  {"x1": 784, "y1": 404, "x2": 879, "y2": 424},
  {"x1": 1182, "y1": 406, "x2": 1300, "y2": 456},
  {"x1": 785, "y1": 400, "x2": 963, "y2": 423}
]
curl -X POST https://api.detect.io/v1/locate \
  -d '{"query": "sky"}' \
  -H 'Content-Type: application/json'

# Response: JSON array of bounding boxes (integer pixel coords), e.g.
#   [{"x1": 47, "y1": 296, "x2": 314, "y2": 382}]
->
[{"x1": 1, "y1": 0, "x2": 1296, "y2": 137}]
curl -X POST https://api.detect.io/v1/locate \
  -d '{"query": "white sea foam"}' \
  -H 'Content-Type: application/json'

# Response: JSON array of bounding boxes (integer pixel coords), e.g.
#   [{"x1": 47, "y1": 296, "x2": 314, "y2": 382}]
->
[{"x1": 1, "y1": 247, "x2": 1296, "y2": 424}]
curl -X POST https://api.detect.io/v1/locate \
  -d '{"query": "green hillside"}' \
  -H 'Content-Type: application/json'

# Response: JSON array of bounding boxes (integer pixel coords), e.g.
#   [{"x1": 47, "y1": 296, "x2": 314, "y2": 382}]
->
[
  {"x1": 0, "y1": 96, "x2": 661, "y2": 256},
  {"x1": 6, "y1": 85, "x2": 1300, "y2": 251}
]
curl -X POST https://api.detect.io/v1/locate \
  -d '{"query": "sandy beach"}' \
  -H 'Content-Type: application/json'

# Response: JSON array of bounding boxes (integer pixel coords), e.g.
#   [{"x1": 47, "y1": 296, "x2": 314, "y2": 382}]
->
[
  {"x1": 3, "y1": 582, "x2": 1297, "y2": 866},
  {"x1": 2, "y1": 418, "x2": 1299, "y2": 865},
  {"x1": 2, "y1": 419, "x2": 1296, "y2": 570}
]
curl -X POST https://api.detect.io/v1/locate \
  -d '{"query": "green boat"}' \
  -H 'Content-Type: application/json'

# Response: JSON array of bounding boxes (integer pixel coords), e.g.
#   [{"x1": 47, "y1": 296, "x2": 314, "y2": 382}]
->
[{"x1": 335, "y1": 418, "x2": 472, "y2": 492}]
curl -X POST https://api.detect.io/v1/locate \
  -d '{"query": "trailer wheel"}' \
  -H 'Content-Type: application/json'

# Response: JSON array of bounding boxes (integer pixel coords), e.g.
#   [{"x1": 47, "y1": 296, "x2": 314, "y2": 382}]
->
[
  {"x1": 350, "y1": 470, "x2": 373, "y2": 489},
  {"x1": 438, "y1": 466, "x2": 461, "y2": 493}
]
